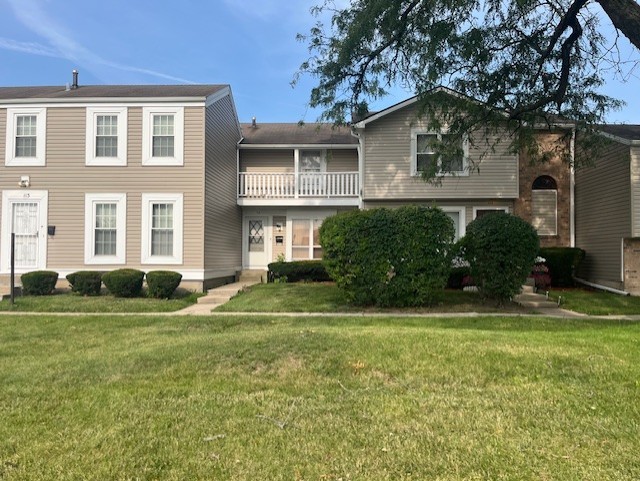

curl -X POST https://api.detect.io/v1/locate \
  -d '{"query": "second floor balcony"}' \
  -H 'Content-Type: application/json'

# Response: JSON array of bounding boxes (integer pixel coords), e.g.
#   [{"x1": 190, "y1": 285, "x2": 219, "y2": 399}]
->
[{"x1": 237, "y1": 171, "x2": 360, "y2": 206}]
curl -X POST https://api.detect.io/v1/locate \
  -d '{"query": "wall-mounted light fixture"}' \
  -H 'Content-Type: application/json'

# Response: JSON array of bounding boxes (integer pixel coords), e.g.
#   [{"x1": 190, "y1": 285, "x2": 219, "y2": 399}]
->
[{"x1": 19, "y1": 176, "x2": 30, "y2": 188}]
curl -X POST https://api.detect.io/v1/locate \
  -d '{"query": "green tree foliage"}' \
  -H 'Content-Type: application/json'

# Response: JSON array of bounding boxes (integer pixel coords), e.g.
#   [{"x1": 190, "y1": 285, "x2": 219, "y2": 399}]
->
[
  {"x1": 297, "y1": 0, "x2": 640, "y2": 174},
  {"x1": 320, "y1": 206, "x2": 455, "y2": 306},
  {"x1": 463, "y1": 212, "x2": 540, "y2": 304}
]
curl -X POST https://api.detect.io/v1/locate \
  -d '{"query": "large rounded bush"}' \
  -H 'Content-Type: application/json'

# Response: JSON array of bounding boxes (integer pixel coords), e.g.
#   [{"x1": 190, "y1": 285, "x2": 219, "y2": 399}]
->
[
  {"x1": 102, "y1": 269, "x2": 145, "y2": 298},
  {"x1": 320, "y1": 206, "x2": 455, "y2": 307},
  {"x1": 21, "y1": 270, "x2": 58, "y2": 296},
  {"x1": 66, "y1": 271, "x2": 103, "y2": 296},
  {"x1": 146, "y1": 271, "x2": 182, "y2": 299},
  {"x1": 463, "y1": 212, "x2": 539, "y2": 303}
]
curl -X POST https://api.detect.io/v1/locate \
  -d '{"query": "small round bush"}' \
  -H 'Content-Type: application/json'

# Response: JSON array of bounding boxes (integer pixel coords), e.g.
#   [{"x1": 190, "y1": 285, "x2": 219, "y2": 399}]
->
[
  {"x1": 102, "y1": 269, "x2": 145, "y2": 298},
  {"x1": 67, "y1": 271, "x2": 103, "y2": 296},
  {"x1": 21, "y1": 270, "x2": 58, "y2": 296},
  {"x1": 463, "y1": 212, "x2": 539, "y2": 304},
  {"x1": 146, "y1": 271, "x2": 182, "y2": 299}
]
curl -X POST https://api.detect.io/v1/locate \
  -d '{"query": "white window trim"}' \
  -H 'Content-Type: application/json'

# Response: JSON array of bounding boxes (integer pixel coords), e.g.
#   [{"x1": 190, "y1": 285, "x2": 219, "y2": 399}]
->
[
  {"x1": 84, "y1": 193, "x2": 127, "y2": 265},
  {"x1": 141, "y1": 193, "x2": 184, "y2": 265},
  {"x1": 472, "y1": 206, "x2": 510, "y2": 219},
  {"x1": 5, "y1": 108, "x2": 46, "y2": 166},
  {"x1": 0, "y1": 190, "x2": 48, "y2": 273},
  {"x1": 85, "y1": 107, "x2": 128, "y2": 166},
  {"x1": 410, "y1": 129, "x2": 469, "y2": 177},
  {"x1": 440, "y1": 206, "x2": 466, "y2": 240},
  {"x1": 142, "y1": 107, "x2": 184, "y2": 166}
]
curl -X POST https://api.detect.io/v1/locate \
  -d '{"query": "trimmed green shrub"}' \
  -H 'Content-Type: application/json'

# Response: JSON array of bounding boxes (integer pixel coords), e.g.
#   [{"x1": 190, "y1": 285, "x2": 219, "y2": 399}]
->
[
  {"x1": 463, "y1": 212, "x2": 539, "y2": 304},
  {"x1": 539, "y1": 247, "x2": 585, "y2": 287},
  {"x1": 21, "y1": 270, "x2": 58, "y2": 296},
  {"x1": 102, "y1": 269, "x2": 145, "y2": 298},
  {"x1": 320, "y1": 206, "x2": 455, "y2": 307},
  {"x1": 146, "y1": 271, "x2": 182, "y2": 298},
  {"x1": 66, "y1": 271, "x2": 103, "y2": 296},
  {"x1": 268, "y1": 260, "x2": 331, "y2": 283}
]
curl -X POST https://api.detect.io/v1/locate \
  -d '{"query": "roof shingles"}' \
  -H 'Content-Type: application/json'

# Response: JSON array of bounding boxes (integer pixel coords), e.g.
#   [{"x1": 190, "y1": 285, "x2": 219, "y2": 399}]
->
[
  {"x1": 240, "y1": 123, "x2": 357, "y2": 145},
  {"x1": 0, "y1": 84, "x2": 226, "y2": 100}
]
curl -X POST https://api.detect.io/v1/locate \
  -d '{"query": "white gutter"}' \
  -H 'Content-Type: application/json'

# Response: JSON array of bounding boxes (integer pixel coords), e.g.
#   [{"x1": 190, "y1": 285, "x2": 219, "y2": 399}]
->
[
  {"x1": 570, "y1": 128, "x2": 576, "y2": 247},
  {"x1": 573, "y1": 277, "x2": 630, "y2": 296}
]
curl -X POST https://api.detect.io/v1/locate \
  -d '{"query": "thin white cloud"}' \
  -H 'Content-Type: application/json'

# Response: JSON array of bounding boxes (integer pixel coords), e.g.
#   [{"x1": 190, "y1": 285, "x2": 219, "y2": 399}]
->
[
  {"x1": 0, "y1": 37, "x2": 59, "y2": 58},
  {"x1": 4, "y1": 0, "x2": 196, "y2": 84}
]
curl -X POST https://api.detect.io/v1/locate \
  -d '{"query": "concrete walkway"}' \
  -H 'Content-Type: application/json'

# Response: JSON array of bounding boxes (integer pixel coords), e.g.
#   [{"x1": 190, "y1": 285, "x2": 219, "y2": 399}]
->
[{"x1": 176, "y1": 280, "x2": 259, "y2": 315}]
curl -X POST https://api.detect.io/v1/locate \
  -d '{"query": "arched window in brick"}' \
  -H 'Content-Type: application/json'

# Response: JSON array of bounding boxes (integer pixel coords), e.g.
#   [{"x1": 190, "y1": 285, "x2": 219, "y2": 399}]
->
[{"x1": 531, "y1": 175, "x2": 557, "y2": 235}]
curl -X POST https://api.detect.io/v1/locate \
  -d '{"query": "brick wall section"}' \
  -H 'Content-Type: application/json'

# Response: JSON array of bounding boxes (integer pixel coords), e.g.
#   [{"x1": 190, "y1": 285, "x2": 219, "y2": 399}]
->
[
  {"x1": 623, "y1": 238, "x2": 640, "y2": 295},
  {"x1": 513, "y1": 131, "x2": 572, "y2": 247}
]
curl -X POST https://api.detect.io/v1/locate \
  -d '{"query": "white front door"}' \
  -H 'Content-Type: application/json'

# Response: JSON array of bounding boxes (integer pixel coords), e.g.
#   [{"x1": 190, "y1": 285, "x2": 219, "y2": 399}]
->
[
  {"x1": 1, "y1": 190, "x2": 48, "y2": 272},
  {"x1": 245, "y1": 216, "x2": 268, "y2": 268}
]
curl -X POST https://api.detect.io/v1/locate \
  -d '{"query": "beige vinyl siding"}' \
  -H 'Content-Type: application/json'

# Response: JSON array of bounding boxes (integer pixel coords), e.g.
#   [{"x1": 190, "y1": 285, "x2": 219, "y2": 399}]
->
[
  {"x1": 327, "y1": 149, "x2": 358, "y2": 172},
  {"x1": 0, "y1": 109, "x2": 5, "y2": 160},
  {"x1": 631, "y1": 145, "x2": 640, "y2": 237},
  {"x1": 361, "y1": 104, "x2": 518, "y2": 199},
  {"x1": 0, "y1": 105, "x2": 206, "y2": 272},
  {"x1": 204, "y1": 94, "x2": 242, "y2": 274},
  {"x1": 240, "y1": 150, "x2": 294, "y2": 172},
  {"x1": 575, "y1": 140, "x2": 631, "y2": 286}
]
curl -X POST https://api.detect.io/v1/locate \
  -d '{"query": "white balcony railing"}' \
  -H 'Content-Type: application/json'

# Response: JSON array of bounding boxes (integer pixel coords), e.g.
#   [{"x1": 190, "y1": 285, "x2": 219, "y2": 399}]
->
[{"x1": 238, "y1": 172, "x2": 359, "y2": 199}]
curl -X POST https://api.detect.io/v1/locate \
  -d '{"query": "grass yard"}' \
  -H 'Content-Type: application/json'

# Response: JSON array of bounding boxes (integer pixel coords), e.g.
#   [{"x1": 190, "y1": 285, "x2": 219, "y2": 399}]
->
[
  {"x1": 0, "y1": 290, "x2": 200, "y2": 313},
  {"x1": 215, "y1": 282, "x2": 530, "y2": 313},
  {"x1": 1, "y1": 314, "x2": 639, "y2": 480},
  {"x1": 551, "y1": 288, "x2": 640, "y2": 315}
]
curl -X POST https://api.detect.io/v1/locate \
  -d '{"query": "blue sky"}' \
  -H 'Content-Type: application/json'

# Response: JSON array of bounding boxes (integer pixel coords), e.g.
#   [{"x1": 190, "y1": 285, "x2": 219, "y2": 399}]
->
[{"x1": 0, "y1": 0, "x2": 638, "y2": 124}]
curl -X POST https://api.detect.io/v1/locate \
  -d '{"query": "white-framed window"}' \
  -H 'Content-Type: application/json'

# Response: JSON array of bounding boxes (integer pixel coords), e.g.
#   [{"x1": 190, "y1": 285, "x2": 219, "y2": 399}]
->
[
  {"x1": 84, "y1": 194, "x2": 127, "y2": 264},
  {"x1": 141, "y1": 193, "x2": 183, "y2": 264},
  {"x1": 440, "y1": 206, "x2": 466, "y2": 241},
  {"x1": 85, "y1": 107, "x2": 128, "y2": 166},
  {"x1": 5, "y1": 108, "x2": 46, "y2": 166},
  {"x1": 297, "y1": 149, "x2": 327, "y2": 195},
  {"x1": 411, "y1": 130, "x2": 469, "y2": 176},
  {"x1": 473, "y1": 206, "x2": 510, "y2": 219},
  {"x1": 287, "y1": 210, "x2": 335, "y2": 261},
  {"x1": 142, "y1": 107, "x2": 184, "y2": 166}
]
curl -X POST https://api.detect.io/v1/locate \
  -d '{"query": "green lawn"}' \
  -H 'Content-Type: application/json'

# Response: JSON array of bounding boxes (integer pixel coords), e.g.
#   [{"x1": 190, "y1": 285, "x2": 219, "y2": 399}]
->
[
  {"x1": 0, "y1": 290, "x2": 200, "y2": 313},
  {"x1": 1, "y1": 314, "x2": 639, "y2": 480},
  {"x1": 215, "y1": 282, "x2": 530, "y2": 313},
  {"x1": 551, "y1": 288, "x2": 640, "y2": 315}
]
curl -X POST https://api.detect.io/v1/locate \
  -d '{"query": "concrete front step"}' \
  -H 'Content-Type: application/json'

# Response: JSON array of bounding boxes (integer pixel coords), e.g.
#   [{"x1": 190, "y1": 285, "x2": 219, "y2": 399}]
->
[{"x1": 238, "y1": 270, "x2": 267, "y2": 283}]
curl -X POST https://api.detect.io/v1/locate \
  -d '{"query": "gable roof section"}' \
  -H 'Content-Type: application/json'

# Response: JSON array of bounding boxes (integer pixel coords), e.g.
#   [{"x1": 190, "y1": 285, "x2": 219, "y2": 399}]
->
[
  {"x1": 598, "y1": 124, "x2": 640, "y2": 143},
  {"x1": 0, "y1": 84, "x2": 227, "y2": 102},
  {"x1": 239, "y1": 123, "x2": 358, "y2": 147}
]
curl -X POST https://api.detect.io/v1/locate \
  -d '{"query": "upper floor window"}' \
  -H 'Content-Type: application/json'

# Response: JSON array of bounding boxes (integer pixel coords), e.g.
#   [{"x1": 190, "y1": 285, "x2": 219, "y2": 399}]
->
[
  {"x1": 5, "y1": 108, "x2": 46, "y2": 166},
  {"x1": 411, "y1": 130, "x2": 468, "y2": 176},
  {"x1": 86, "y1": 107, "x2": 128, "y2": 166},
  {"x1": 142, "y1": 107, "x2": 184, "y2": 166},
  {"x1": 299, "y1": 150, "x2": 326, "y2": 173}
]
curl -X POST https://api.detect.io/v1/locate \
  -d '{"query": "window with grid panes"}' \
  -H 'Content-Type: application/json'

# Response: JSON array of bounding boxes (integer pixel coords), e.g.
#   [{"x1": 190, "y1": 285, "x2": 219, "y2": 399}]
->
[
  {"x1": 151, "y1": 203, "x2": 174, "y2": 256},
  {"x1": 94, "y1": 203, "x2": 117, "y2": 255},
  {"x1": 15, "y1": 115, "x2": 37, "y2": 158},
  {"x1": 152, "y1": 115, "x2": 175, "y2": 157},
  {"x1": 95, "y1": 115, "x2": 118, "y2": 157}
]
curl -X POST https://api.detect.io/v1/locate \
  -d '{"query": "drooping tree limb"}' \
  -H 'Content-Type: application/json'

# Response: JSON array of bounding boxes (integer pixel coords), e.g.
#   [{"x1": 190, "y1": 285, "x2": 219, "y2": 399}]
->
[{"x1": 597, "y1": 0, "x2": 640, "y2": 50}]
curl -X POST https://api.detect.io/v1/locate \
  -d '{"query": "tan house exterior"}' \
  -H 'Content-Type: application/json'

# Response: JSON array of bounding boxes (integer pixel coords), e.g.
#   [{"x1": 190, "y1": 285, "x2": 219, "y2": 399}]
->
[
  {"x1": 0, "y1": 84, "x2": 242, "y2": 291},
  {"x1": 351, "y1": 95, "x2": 574, "y2": 246},
  {"x1": 575, "y1": 125, "x2": 640, "y2": 293}
]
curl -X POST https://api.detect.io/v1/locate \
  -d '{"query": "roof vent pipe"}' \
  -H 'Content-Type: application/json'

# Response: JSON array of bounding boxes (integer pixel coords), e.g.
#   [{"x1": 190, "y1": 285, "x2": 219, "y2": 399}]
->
[
  {"x1": 71, "y1": 69, "x2": 79, "y2": 89},
  {"x1": 251, "y1": 116, "x2": 256, "y2": 128}
]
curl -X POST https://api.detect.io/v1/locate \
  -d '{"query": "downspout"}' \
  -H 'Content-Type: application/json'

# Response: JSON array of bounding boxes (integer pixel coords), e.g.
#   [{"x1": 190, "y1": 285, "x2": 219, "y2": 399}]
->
[
  {"x1": 573, "y1": 276, "x2": 630, "y2": 296},
  {"x1": 570, "y1": 128, "x2": 576, "y2": 247},
  {"x1": 351, "y1": 128, "x2": 364, "y2": 209}
]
